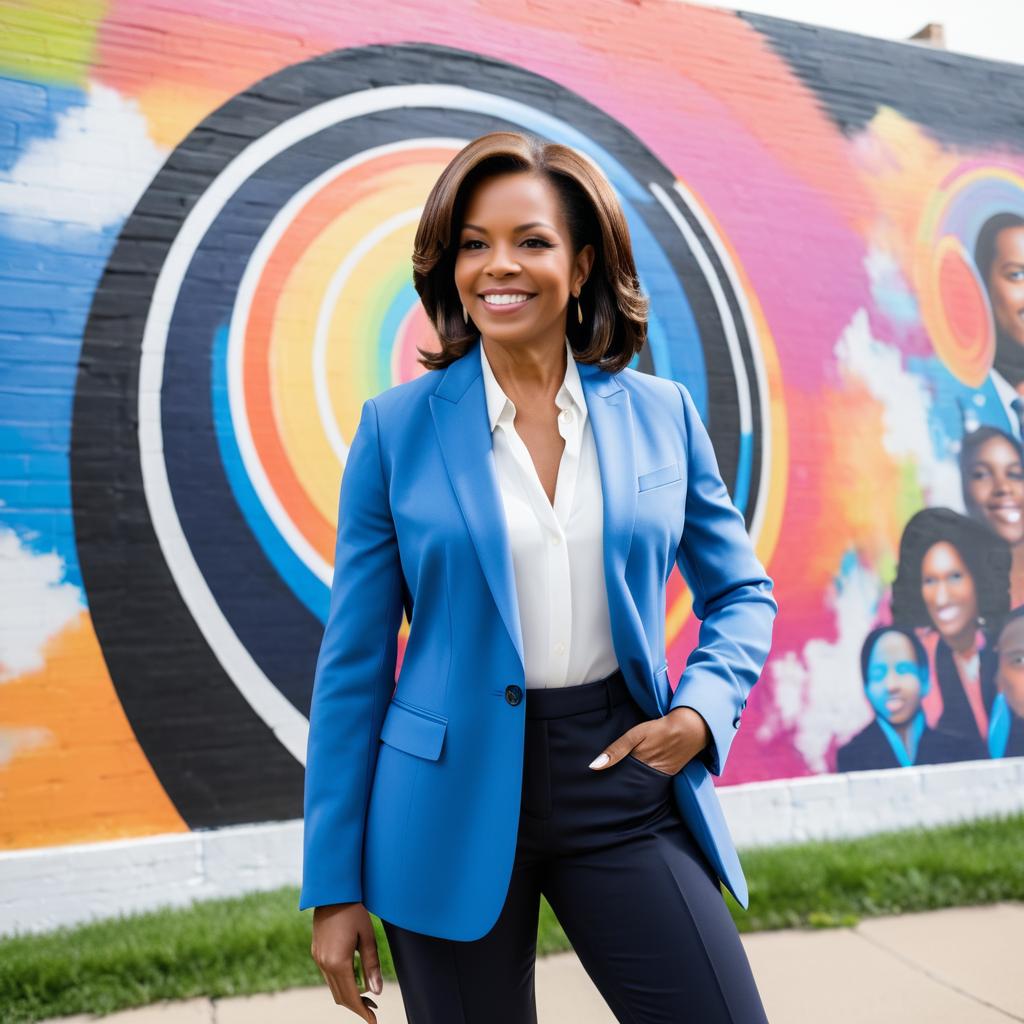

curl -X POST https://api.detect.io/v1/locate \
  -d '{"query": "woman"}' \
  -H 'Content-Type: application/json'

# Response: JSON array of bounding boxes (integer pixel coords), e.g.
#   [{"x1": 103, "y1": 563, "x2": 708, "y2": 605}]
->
[
  {"x1": 959, "y1": 425, "x2": 1024, "y2": 606},
  {"x1": 300, "y1": 131, "x2": 778, "y2": 1023},
  {"x1": 890, "y1": 508, "x2": 1009, "y2": 749},
  {"x1": 835, "y1": 625, "x2": 986, "y2": 772}
]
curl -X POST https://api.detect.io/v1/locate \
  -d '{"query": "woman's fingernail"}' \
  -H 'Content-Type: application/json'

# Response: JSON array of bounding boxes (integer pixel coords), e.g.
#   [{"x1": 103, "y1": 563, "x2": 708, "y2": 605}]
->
[
  {"x1": 589, "y1": 752, "x2": 609, "y2": 769},
  {"x1": 372, "y1": 971, "x2": 383, "y2": 994}
]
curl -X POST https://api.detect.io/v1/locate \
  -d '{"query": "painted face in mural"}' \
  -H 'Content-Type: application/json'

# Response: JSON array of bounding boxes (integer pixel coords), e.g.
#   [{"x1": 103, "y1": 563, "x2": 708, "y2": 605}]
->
[
  {"x1": 995, "y1": 615, "x2": 1024, "y2": 718},
  {"x1": 453, "y1": 171, "x2": 593, "y2": 349},
  {"x1": 987, "y1": 225, "x2": 1024, "y2": 348},
  {"x1": 963, "y1": 434, "x2": 1024, "y2": 546},
  {"x1": 864, "y1": 631, "x2": 926, "y2": 726},
  {"x1": 919, "y1": 541, "x2": 979, "y2": 645}
]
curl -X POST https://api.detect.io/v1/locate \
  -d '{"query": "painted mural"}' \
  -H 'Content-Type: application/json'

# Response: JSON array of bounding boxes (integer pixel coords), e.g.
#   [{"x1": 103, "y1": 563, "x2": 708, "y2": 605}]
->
[{"x1": 1, "y1": 0, "x2": 1023, "y2": 853}]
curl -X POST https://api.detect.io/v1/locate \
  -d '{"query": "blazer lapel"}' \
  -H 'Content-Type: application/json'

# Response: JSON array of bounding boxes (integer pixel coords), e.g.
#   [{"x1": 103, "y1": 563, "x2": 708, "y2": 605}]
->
[
  {"x1": 578, "y1": 360, "x2": 658, "y2": 712},
  {"x1": 575, "y1": 358, "x2": 637, "y2": 591},
  {"x1": 429, "y1": 339, "x2": 643, "y2": 695},
  {"x1": 430, "y1": 341, "x2": 525, "y2": 669}
]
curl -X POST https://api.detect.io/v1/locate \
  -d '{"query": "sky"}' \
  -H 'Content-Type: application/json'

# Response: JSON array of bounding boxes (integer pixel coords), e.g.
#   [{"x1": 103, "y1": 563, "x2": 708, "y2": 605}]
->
[{"x1": 685, "y1": 0, "x2": 1024, "y2": 66}]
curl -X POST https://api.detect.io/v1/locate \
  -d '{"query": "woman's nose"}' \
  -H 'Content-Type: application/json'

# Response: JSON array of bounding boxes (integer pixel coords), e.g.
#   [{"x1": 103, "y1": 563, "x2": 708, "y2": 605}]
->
[{"x1": 484, "y1": 245, "x2": 521, "y2": 273}]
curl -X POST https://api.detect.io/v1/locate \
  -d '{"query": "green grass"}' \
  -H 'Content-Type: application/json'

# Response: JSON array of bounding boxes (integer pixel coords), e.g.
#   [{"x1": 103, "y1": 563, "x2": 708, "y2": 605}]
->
[
  {"x1": 739, "y1": 809, "x2": 1024, "y2": 930},
  {"x1": 2, "y1": 811, "x2": 1022, "y2": 1023}
]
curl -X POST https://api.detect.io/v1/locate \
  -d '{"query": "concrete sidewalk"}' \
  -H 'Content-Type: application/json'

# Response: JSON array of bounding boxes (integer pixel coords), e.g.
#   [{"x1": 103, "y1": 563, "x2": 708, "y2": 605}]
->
[{"x1": 44, "y1": 902, "x2": 1024, "y2": 1023}]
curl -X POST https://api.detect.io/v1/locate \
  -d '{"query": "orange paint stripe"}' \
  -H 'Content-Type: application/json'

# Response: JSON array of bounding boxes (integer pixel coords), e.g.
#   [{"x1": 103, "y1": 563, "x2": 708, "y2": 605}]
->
[{"x1": 0, "y1": 611, "x2": 187, "y2": 849}]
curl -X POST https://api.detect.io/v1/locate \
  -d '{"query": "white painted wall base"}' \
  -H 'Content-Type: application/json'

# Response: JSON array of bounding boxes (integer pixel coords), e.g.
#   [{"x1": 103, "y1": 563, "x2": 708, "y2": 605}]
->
[
  {"x1": 0, "y1": 821, "x2": 304, "y2": 938},
  {"x1": 722, "y1": 757, "x2": 1024, "y2": 848},
  {"x1": 2, "y1": 758, "x2": 1022, "y2": 937}
]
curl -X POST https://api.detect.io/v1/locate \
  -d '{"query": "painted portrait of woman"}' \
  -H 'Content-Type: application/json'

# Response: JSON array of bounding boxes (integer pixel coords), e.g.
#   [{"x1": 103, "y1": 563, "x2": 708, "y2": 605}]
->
[
  {"x1": 835, "y1": 625, "x2": 987, "y2": 773},
  {"x1": 960, "y1": 425, "x2": 1024, "y2": 606},
  {"x1": 890, "y1": 507, "x2": 1010, "y2": 749}
]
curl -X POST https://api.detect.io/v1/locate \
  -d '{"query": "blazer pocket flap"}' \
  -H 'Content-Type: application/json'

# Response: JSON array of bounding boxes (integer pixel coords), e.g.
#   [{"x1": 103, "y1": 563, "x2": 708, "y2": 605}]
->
[
  {"x1": 638, "y1": 461, "x2": 682, "y2": 491},
  {"x1": 380, "y1": 700, "x2": 448, "y2": 761}
]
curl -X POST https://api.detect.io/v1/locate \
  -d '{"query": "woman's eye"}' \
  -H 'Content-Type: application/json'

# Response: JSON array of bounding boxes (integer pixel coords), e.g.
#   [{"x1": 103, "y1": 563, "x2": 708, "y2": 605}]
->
[{"x1": 458, "y1": 238, "x2": 552, "y2": 250}]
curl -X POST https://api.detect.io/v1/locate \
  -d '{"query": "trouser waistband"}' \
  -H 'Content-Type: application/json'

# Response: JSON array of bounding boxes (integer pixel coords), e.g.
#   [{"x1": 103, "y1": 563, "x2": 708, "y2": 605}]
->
[{"x1": 524, "y1": 666, "x2": 632, "y2": 720}]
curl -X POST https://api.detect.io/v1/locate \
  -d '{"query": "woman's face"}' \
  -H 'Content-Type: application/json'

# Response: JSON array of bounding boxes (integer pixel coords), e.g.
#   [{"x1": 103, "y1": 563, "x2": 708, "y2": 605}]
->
[
  {"x1": 920, "y1": 541, "x2": 979, "y2": 641},
  {"x1": 454, "y1": 171, "x2": 594, "y2": 349},
  {"x1": 864, "y1": 632, "x2": 925, "y2": 726},
  {"x1": 995, "y1": 616, "x2": 1024, "y2": 717},
  {"x1": 987, "y1": 225, "x2": 1024, "y2": 347},
  {"x1": 964, "y1": 436, "x2": 1024, "y2": 545}
]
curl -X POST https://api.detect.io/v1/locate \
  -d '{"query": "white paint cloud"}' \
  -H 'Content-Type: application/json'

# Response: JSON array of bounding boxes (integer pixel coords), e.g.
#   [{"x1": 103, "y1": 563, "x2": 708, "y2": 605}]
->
[
  {"x1": 864, "y1": 241, "x2": 920, "y2": 327},
  {"x1": 834, "y1": 305, "x2": 963, "y2": 509},
  {"x1": 0, "y1": 525, "x2": 82, "y2": 683},
  {"x1": 760, "y1": 553, "x2": 882, "y2": 772},
  {"x1": 0, "y1": 726, "x2": 52, "y2": 769},
  {"x1": 0, "y1": 79, "x2": 168, "y2": 232}
]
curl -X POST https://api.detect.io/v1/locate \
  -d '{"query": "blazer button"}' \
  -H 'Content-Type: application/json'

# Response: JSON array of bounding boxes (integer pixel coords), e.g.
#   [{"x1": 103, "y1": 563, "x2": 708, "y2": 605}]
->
[
  {"x1": 732, "y1": 714, "x2": 742, "y2": 728},
  {"x1": 505, "y1": 684, "x2": 523, "y2": 706}
]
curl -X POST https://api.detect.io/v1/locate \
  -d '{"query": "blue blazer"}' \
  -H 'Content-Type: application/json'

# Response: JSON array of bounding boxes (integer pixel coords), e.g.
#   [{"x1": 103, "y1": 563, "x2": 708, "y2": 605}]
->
[{"x1": 299, "y1": 337, "x2": 777, "y2": 940}]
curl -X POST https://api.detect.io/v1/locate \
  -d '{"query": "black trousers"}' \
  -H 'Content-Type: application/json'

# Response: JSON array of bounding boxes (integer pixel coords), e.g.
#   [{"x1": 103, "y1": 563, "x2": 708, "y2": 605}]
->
[{"x1": 381, "y1": 668, "x2": 769, "y2": 1024}]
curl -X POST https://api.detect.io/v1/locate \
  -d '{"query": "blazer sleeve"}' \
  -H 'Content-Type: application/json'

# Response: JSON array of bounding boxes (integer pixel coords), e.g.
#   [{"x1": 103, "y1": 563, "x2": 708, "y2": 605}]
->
[
  {"x1": 668, "y1": 380, "x2": 778, "y2": 777},
  {"x1": 298, "y1": 397, "x2": 405, "y2": 911}
]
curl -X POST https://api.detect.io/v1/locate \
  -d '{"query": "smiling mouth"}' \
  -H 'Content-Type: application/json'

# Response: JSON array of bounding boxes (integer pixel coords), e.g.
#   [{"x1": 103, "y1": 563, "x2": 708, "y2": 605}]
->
[
  {"x1": 988, "y1": 505, "x2": 1023, "y2": 524},
  {"x1": 934, "y1": 605, "x2": 961, "y2": 623},
  {"x1": 480, "y1": 293, "x2": 535, "y2": 308}
]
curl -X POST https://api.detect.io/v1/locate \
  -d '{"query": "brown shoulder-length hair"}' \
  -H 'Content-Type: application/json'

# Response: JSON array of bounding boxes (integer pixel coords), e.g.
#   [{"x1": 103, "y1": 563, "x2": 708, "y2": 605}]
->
[{"x1": 412, "y1": 131, "x2": 649, "y2": 374}]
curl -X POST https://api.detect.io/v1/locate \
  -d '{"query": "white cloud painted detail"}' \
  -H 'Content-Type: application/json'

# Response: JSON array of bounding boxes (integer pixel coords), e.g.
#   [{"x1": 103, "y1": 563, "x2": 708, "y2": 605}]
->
[
  {"x1": 834, "y1": 306, "x2": 963, "y2": 509},
  {"x1": 0, "y1": 80, "x2": 168, "y2": 231},
  {"x1": 0, "y1": 726, "x2": 52, "y2": 769},
  {"x1": 760, "y1": 555, "x2": 883, "y2": 772},
  {"x1": 0, "y1": 526, "x2": 82, "y2": 683}
]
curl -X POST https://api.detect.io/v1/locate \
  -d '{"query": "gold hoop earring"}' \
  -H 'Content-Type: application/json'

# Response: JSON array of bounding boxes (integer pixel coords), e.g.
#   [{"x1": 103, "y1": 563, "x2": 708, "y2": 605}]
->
[
  {"x1": 462, "y1": 302, "x2": 468, "y2": 324},
  {"x1": 576, "y1": 294, "x2": 583, "y2": 325}
]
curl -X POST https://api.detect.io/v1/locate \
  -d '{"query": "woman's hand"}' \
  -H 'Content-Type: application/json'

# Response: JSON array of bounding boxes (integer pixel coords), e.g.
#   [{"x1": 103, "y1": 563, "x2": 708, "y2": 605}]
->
[
  {"x1": 589, "y1": 707, "x2": 712, "y2": 776},
  {"x1": 311, "y1": 902, "x2": 383, "y2": 1021}
]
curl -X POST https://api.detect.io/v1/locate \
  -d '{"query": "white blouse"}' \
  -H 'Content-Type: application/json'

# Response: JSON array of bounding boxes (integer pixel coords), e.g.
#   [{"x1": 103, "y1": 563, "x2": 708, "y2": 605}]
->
[{"x1": 479, "y1": 335, "x2": 620, "y2": 689}]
